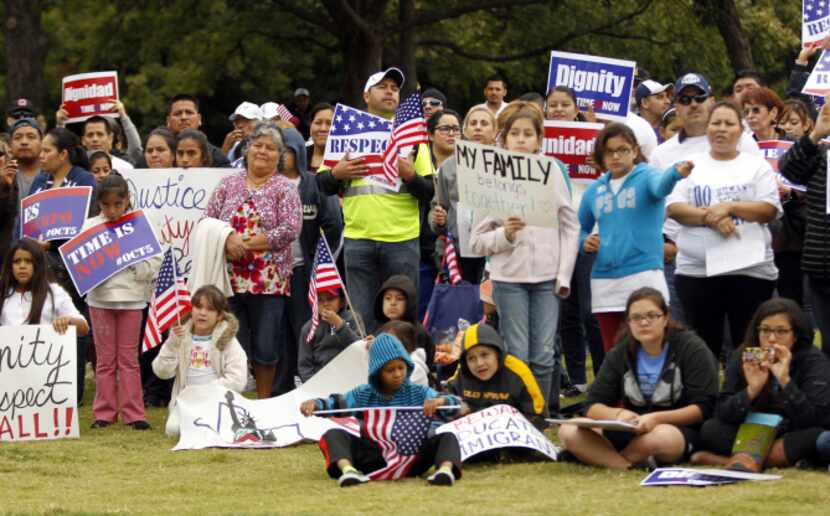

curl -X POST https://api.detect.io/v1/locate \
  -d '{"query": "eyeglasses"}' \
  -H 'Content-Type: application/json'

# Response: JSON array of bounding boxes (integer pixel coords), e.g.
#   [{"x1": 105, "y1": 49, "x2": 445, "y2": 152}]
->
[
  {"x1": 423, "y1": 100, "x2": 443, "y2": 108},
  {"x1": 606, "y1": 147, "x2": 633, "y2": 158},
  {"x1": 676, "y1": 94, "x2": 709, "y2": 106},
  {"x1": 628, "y1": 312, "x2": 664, "y2": 324},
  {"x1": 435, "y1": 125, "x2": 461, "y2": 135},
  {"x1": 758, "y1": 326, "x2": 793, "y2": 338}
]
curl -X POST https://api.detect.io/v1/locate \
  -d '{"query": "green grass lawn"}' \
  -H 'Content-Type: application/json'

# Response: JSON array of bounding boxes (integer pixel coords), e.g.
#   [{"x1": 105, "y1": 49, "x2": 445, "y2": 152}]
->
[{"x1": 2, "y1": 376, "x2": 830, "y2": 515}]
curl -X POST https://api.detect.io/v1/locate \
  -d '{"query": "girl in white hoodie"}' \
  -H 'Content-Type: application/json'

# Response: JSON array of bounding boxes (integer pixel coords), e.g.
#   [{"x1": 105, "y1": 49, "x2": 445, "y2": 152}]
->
[
  {"x1": 470, "y1": 101, "x2": 580, "y2": 409},
  {"x1": 152, "y1": 285, "x2": 247, "y2": 436},
  {"x1": 85, "y1": 175, "x2": 162, "y2": 430}
]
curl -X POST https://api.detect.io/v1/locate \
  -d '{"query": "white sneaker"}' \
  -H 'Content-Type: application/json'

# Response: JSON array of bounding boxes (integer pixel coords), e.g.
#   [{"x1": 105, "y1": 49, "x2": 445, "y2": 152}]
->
[
  {"x1": 427, "y1": 468, "x2": 455, "y2": 486},
  {"x1": 338, "y1": 469, "x2": 370, "y2": 487}
]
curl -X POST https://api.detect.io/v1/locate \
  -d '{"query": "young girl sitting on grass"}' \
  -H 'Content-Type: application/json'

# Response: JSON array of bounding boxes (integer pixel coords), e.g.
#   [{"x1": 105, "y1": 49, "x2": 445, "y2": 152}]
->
[
  {"x1": 0, "y1": 238, "x2": 89, "y2": 336},
  {"x1": 153, "y1": 285, "x2": 247, "y2": 436},
  {"x1": 300, "y1": 333, "x2": 462, "y2": 487},
  {"x1": 84, "y1": 175, "x2": 162, "y2": 430}
]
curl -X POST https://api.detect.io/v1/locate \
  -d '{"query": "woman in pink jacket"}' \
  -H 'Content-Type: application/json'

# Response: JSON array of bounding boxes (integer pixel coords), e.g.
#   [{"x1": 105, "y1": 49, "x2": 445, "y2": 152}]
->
[{"x1": 470, "y1": 101, "x2": 580, "y2": 406}]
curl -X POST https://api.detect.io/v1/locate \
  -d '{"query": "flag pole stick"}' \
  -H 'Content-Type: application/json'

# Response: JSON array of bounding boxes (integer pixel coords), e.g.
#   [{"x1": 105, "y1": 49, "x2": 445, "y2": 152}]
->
[
  {"x1": 312, "y1": 406, "x2": 461, "y2": 416},
  {"x1": 319, "y1": 228, "x2": 367, "y2": 340}
]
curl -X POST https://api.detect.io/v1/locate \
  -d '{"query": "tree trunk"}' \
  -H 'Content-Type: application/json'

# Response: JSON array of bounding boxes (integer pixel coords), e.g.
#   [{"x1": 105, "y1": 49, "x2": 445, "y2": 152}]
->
[
  {"x1": 341, "y1": 29, "x2": 385, "y2": 107},
  {"x1": 398, "y1": 0, "x2": 417, "y2": 97},
  {"x1": 4, "y1": 0, "x2": 48, "y2": 117},
  {"x1": 699, "y1": 0, "x2": 754, "y2": 72}
]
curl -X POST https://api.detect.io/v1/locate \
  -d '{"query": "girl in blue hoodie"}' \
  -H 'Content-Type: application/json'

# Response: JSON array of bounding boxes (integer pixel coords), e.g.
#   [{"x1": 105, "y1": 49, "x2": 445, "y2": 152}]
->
[
  {"x1": 578, "y1": 123, "x2": 692, "y2": 352},
  {"x1": 300, "y1": 334, "x2": 462, "y2": 487}
]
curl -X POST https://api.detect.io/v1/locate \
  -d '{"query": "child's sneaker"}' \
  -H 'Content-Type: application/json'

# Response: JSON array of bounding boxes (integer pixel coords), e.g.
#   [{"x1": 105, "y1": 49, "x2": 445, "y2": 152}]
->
[
  {"x1": 427, "y1": 467, "x2": 455, "y2": 486},
  {"x1": 338, "y1": 468, "x2": 369, "y2": 487}
]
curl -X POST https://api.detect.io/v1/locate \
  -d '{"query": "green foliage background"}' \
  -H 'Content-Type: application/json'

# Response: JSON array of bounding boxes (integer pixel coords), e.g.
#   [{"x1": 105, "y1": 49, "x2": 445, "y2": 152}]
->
[{"x1": 0, "y1": 0, "x2": 807, "y2": 141}]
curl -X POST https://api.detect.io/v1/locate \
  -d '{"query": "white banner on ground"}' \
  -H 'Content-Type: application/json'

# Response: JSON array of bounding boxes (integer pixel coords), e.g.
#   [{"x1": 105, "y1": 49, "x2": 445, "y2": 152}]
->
[
  {"x1": 119, "y1": 168, "x2": 236, "y2": 276},
  {"x1": 455, "y1": 141, "x2": 568, "y2": 228},
  {"x1": 436, "y1": 404, "x2": 560, "y2": 461},
  {"x1": 172, "y1": 340, "x2": 368, "y2": 450},
  {"x1": 0, "y1": 325, "x2": 78, "y2": 441}
]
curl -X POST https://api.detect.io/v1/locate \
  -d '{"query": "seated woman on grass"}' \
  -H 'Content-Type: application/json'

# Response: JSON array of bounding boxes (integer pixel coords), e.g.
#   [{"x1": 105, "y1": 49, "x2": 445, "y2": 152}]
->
[
  {"x1": 557, "y1": 287, "x2": 718, "y2": 469},
  {"x1": 693, "y1": 298, "x2": 830, "y2": 471}
]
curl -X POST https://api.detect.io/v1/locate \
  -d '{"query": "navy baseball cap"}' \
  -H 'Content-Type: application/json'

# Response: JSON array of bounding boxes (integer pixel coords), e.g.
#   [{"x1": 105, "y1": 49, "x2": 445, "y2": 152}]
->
[
  {"x1": 674, "y1": 73, "x2": 712, "y2": 96},
  {"x1": 636, "y1": 80, "x2": 673, "y2": 106}
]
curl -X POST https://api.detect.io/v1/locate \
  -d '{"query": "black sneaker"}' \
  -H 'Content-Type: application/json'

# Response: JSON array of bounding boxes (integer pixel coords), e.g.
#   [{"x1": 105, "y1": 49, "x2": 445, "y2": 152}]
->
[
  {"x1": 562, "y1": 386, "x2": 582, "y2": 398},
  {"x1": 90, "y1": 420, "x2": 112, "y2": 429},
  {"x1": 557, "y1": 449, "x2": 579, "y2": 463},
  {"x1": 128, "y1": 420, "x2": 151, "y2": 431}
]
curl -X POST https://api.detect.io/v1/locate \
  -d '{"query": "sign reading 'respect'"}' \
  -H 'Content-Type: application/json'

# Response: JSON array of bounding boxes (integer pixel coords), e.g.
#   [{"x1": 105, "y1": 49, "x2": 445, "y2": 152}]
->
[{"x1": 547, "y1": 51, "x2": 636, "y2": 122}]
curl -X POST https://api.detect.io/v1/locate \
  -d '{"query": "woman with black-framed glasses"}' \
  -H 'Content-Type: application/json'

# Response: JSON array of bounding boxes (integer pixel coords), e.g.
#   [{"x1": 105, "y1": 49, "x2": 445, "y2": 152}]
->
[
  {"x1": 557, "y1": 287, "x2": 718, "y2": 469},
  {"x1": 693, "y1": 298, "x2": 830, "y2": 470}
]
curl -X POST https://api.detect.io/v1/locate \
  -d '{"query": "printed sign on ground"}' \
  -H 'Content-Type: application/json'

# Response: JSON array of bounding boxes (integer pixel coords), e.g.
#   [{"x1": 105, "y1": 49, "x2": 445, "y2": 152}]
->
[
  {"x1": 59, "y1": 210, "x2": 162, "y2": 296},
  {"x1": 119, "y1": 168, "x2": 235, "y2": 276},
  {"x1": 436, "y1": 404, "x2": 560, "y2": 461},
  {"x1": 173, "y1": 340, "x2": 369, "y2": 450},
  {"x1": 455, "y1": 141, "x2": 567, "y2": 228},
  {"x1": 547, "y1": 51, "x2": 636, "y2": 122},
  {"x1": 0, "y1": 326, "x2": 78, "y2": 442},
  {"x1": 20, "y1": 186, "x2": 92, "y2": 241},
  {"x1": 61, "y1": 71, "x2": 119, "y2": 123}
]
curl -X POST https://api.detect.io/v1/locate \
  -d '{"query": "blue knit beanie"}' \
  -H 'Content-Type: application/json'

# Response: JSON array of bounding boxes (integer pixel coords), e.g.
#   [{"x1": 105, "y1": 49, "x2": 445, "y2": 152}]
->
[{"x1": 368, "y1": 333, "x2": 414, "y2": 380}]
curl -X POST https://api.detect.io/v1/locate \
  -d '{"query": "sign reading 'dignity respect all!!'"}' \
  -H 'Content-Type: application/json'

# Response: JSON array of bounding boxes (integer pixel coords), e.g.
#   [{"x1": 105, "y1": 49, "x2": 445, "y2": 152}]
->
[
  {"x1": 455, "y1": 141, "x2": 569, "y2": 228},
  {"x1": 547, "y1": 51, "x2": 636, "y2": 122}
]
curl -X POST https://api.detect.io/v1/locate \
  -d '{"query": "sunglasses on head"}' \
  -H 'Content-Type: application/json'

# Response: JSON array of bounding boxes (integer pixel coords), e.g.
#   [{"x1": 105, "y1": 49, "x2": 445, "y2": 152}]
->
[
  {"x1": 422, "y1": 100, "x2": 442, "y2": 107},
  {"x1": 676, "y1": 94, "x2": 709, "y2": 106}
]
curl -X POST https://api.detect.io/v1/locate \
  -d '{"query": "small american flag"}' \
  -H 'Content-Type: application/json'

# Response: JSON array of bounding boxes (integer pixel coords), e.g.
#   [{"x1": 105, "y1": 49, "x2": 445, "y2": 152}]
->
[
  {"x1": 381, "y1": 93, "x2": 429, "y2": 186},
  {"x1": 306, "y1": 236, "x2": 344, "y2": 343},
  {"x1": 276, "y1": 104, "x2": 300, "y2": 125},
  {"x1": 443, "y1": 231, "x2": 462, "y2": 285},
  {"x1": 142, "y1": 247, "x2": 192, "y2": 352},
  {"x1": 802, "y1": 49, "x2": 830, "y2": 96},
  {"x1": 333, "y1": 408, "x2": 432, "y2": 480},
  {"x1": 804, "y1": 1, "x2": 830, "y2": 48}
]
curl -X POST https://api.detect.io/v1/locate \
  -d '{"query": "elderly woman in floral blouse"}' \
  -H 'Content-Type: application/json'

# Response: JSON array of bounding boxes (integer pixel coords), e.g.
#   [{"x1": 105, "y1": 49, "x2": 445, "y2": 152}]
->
[{"x1": 206, "y1": 122, "x2": 302, "y2": 398}]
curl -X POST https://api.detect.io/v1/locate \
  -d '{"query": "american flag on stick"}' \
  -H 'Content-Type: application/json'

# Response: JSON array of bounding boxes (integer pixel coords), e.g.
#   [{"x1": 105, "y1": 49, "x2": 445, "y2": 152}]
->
[
  {"x1": 380, "y1": 93, "x2": 429, "y2": 186},
  {"x1": 142, "y1": 247, "x2": 192, "y2": 352},
  {"x1": 306, "y1": 236, "x2": 344, "y2": 343},
  {"x1": 276, "y1": 103, "x2": 300, "y2": 125},
  {"x1": 443, "y1": 231, "x2": 462, "y2": 285}
]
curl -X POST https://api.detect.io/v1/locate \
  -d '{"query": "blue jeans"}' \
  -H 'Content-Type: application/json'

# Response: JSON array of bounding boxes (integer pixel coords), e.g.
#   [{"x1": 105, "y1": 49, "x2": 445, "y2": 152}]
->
[
  {"x1": 229, "y1": 293, "x2": 286, "y2": 366},
  {"x1": 816, "y1": 431, "x2": 830, "y2": 462},
  {"x1": 560, "y1": 252, "x2": 604, "y2": 385},
  {"x1": 664, "y1": 259, "x2": 685, "y2": 324},
  {"x1": 344, "y1": 237, "x2": 420, "y2": 332},
  {"x1": 492, "y1": 280, "x2": 560, "y2": 409}
]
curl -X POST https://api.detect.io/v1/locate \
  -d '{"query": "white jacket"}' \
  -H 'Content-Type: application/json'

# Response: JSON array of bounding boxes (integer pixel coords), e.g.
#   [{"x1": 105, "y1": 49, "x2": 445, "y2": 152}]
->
[
  {"x1": 188, "y1": 217, "x2": 234, "y2": 297},
  {"x1": 152, "y1": 314, "x2": 247, "y2": 436}
]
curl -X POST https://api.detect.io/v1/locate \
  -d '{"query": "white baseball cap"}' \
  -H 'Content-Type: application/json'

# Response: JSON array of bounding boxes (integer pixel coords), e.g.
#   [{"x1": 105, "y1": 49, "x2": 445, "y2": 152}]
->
[
  {"x1": 260, "y1": 102, "x2": 280, "y2": 120},
  {"x1": 228, "y1": 101, "x2": 263, "y2": 122},
  {"x1": 363, "y1": 67, "x2": 405, "y2": 93}
]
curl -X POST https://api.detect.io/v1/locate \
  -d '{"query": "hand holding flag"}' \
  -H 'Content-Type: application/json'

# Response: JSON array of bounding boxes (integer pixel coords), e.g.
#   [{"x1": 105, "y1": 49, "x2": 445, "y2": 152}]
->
[
  {"x1": 142, "y1": 247, "x2": 192, "y2": 352},
  {"x1": 381, "y1": 92, "x2": 429, "y2": 186}
]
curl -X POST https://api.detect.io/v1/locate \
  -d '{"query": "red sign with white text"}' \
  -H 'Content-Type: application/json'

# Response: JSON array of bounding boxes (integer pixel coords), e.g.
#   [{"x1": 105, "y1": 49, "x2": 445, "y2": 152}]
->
[
  {"x1": 543, "y1": 120, "x2": 604, "y2": 184},
  {"x1": 61, "y1": 71, "x2": 119, "y2": 123}
]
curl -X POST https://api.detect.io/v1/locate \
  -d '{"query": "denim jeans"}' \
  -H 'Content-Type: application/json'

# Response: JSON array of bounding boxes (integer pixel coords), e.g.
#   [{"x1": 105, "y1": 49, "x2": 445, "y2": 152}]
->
[
  {"x1": 664, "y1": 259, "x2": 685, "y2": 324},
  {"x1": 343, "y1": 237, "x2": 420, "y2": 332},
  {"x1": 492, "y1": 280, "x2": 560, "y2": 409},
  {"x1": 229, "y1": 293, "x2": 286, "y2": 366},
  {"x1": 560, "y1": 252, "x2": 604, "y2": 385}
]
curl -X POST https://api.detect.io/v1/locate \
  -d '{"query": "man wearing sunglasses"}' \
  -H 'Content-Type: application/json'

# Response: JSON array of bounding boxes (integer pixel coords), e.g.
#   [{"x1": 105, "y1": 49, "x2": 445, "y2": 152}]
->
[
  {"x1": 650, "y1": 73, "x2": 762, "y2": 325},
  {"x1": 421, "y1": 88, "x2": 447, "y2": 120}
]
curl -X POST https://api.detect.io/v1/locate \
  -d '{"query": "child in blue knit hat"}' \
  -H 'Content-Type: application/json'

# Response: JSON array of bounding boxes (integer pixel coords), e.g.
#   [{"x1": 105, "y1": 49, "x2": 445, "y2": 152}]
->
[{"x1": 300, "y1": 333, "x2": 463, "y2": 487}]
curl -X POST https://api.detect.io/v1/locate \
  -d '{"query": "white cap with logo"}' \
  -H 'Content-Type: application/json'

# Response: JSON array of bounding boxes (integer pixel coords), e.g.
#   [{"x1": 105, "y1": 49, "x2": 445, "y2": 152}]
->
[
  {"x1": 363, "y1": 67, "x2": 405, "y2": 93},
  {"x1": 229, "y1": 101, "x2": 263, "y2": 122}
]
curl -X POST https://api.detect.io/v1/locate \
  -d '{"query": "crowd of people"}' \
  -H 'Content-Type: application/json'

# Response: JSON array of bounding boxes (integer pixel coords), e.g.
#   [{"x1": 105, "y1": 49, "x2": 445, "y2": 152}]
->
[{"x1": 1, "y1": 39, "x2": 830, "y2": 486}]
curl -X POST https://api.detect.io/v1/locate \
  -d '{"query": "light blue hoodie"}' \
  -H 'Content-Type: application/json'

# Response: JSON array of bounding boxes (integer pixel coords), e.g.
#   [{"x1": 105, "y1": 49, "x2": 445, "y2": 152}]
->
[{"x1": 578, "y1": 162, "x2": 683, "y2": 279}]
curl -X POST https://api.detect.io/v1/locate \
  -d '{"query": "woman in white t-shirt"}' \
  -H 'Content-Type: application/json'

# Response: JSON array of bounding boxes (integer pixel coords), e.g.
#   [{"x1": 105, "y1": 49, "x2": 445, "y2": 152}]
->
[{"x1": 667, "y1": 101, "x2": 781, "y2": 362}]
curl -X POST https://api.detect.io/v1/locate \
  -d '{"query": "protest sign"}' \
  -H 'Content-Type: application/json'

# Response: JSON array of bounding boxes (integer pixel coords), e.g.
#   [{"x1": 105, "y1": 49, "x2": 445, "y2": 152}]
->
[
  {"x1": 20, "y1": 186, "x2": 92, "y2": 241},
  {"x1": 802, "y1": 50, "x2": 830, "y2": 97},
  {"x1": 704, "y1": 223, "x2": 766, "y2": 277},
  {"x1": 119, "y1": 168, "x2": 235, "y2": 276},
  {"x1": 436, "y1": 404, "x2": 559, "y2": 461},
  {"x1": 455, "y1": 141, "x2": 567, "y2": 228},
  {"x1": 641, "y1": 467, "x2": 780, "y2": 487},
  {"x1": 543, "y1": 120, "x2": 603, "y2": 184},
  {"x1": 757, "y1": 140, "x2": 807, "y2": 192},
  {"x1": 804, "y1": 0, "x2": 830, "y2": 48},
  {"x1": 173, "y1": 340, "x2": 368, "y2": 450},
  {"x1": 59, "y1": 210, "x2": 162, "y2": 296},
  {"x1": 0, "y1": 326, "x2": 78, "y2": 442},
  {"x1": 322, "y1": 103, "x2": 399, "y2": 191},
  {"x1": 61, "y1": 71, "x2": 119, "y2": 123},
  {"x1": 547, "y1": 51, "x2": 635, "y2": 122}
]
